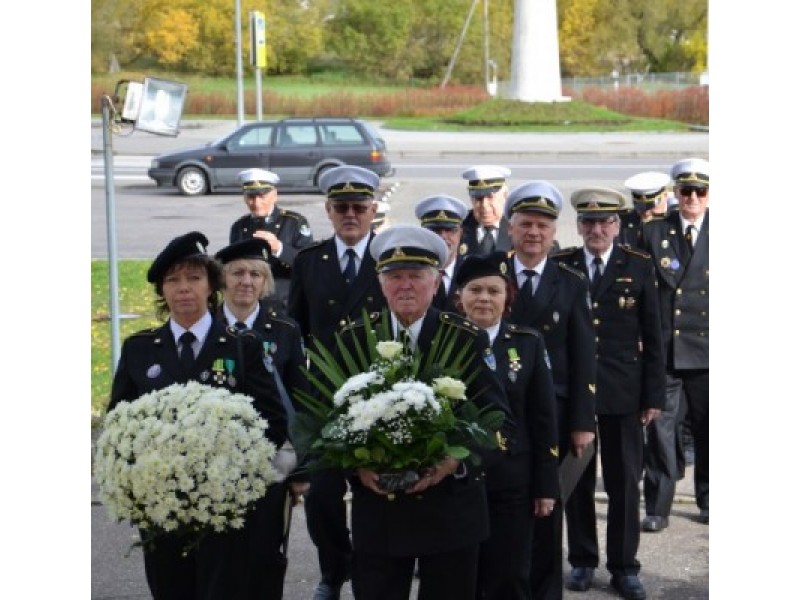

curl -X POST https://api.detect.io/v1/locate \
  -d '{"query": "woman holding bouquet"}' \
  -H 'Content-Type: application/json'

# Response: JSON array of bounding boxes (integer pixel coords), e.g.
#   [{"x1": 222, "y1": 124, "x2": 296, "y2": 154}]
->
[
  {"x1": 454, "y1": 251, "x2": 560, "y2": 600},
  {"x1": 107, "y1": 231, "x2": 293, "y2": 600},
  {"x1": 331, "y1": 225, "x2": 515, "y2": 600}
]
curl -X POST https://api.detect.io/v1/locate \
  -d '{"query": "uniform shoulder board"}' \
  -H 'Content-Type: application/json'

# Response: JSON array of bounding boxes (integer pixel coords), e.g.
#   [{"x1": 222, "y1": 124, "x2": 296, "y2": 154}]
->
[
  {"x1": 557, "y1": 261, "x2": 587, "y2": 280},
  {"x1": 279, "y1": 208, "x2": 307, "y2": 222},
  {"x1": 506, "y1": 323, "x2": 542, "y2": 338},
  {"x1": 129, "y1": 327, "x2": 159, "y2": 338},
  {"x1": 267, "y1": 310, "x2": 301, "y2": 329},
  {"x1": 550, "y1": 246, "x2": 580, "y2": 258},
  {"x1": 619, "y1": 244, "x2": 652, "y2": 259},
  {"x1": 439, "y1": 311, "x2": 480, "y2": 335},
  {"x1": 297, "y1": 239, "x2": 327, "y2": 254},
  {"x1": 339, "y1": 312, "x2": 380, "y2": 334}
]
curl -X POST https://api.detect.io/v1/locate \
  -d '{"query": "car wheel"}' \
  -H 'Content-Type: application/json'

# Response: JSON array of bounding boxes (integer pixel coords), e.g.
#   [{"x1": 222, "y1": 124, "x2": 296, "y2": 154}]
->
[
  {"x1": 176, "y1": 166, "x2": 209, "y2": 196},
  {"x1": 315, "y1": 165, "x2": 336, "y2": 193}
]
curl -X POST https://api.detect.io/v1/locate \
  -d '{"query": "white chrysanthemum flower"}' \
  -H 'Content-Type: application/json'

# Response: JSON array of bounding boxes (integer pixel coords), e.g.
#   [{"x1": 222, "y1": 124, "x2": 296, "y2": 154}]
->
[
  {"x1": 333, "y1": 371, "x2": 382, "y2": 407},
  {"x1": 93, "y1": 383, "x2": 279, "y2": 539}
]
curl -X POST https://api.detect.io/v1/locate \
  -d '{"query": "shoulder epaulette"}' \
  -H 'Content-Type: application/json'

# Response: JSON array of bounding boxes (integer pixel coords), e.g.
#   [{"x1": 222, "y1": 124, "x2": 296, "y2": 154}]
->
[
  {"x1": 267, "y1": 310, "x2": 300, "y2": 329},
  {"x1": 619, "y1": 244, "x2": 652, "y2": 259},
  {"x1": 297, "y1": 239, "x2": 327, "y2": 254},
  {"x1": 278, "y1": 208, "x2": 307, "y2": 221},
  {"x1": 340, "y1": 312, "x2": 380, "y2": 333},
  {"x1": 557, "y1": 261, "x2": 587, "y2": 280},
  {"x1": 550, "y1": 246, "x2": 580, "y2": 258},
  {"x1": 129, "y1": 327, "x2": 159, "y2": 338},
  {"x1": 506, "y1": 323, "x2": 542, "y2": 338},
  {"x1": 439, "y1": 311, "x2": 481, "y2": 335}
]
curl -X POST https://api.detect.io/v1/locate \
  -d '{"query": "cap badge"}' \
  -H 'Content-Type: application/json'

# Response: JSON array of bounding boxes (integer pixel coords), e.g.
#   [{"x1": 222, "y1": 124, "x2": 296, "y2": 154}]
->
[
  {"x1": 196, "y1": 241, "x2": 206, "y2": 253},
  {"x1": 392, "y1": 247, "x2": 406, "y2": 258},
  {"x1": 499, "y1": 262, "x2": 507, "y2": 274},
  {"x1": 343, "y1": 181, "x2": 356, "y2": 192},
  {"x1": 437, "y1": 210, "x2": 447, "y2": 219}
]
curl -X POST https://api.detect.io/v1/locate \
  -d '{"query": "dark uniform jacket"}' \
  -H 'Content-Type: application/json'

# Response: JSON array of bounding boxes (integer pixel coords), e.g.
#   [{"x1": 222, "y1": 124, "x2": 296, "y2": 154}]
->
[
  {"x1": 487, "y1": 321, "x2": 559, "y2": 499},
  {"x1": 460, "y1": 213, "x2": 513, "y2": 255},
  {"x1": 339, "y1": 308, "x2": 514, "y2": 557},
  {"x1": 552, "y1": 245, "x2": 666, "y2": 415},
  {"x1": 618, "y1": 210, "x2": 666, "y2": 250},
  {"x1": 229, "y1": 206, "x2": 314, "y2": 306},
  {"x1": 505, "y1": 254, "x2": 597, "y2": 434},
  {"x1": 217, "y1": 303, "x2": 310, "y2": 410},
  {"x1": 432, "y1": 255, "x2": 465, "y2": 312},
  {"x1": 640, "y1": 211, "x2": 709, "y2": 370},
  {"x1": 287, "y1": 235, "x2": 386, "y2": 351},
  {"x1": 108, "y1": 317, "x2": 289, "y2": 448}
]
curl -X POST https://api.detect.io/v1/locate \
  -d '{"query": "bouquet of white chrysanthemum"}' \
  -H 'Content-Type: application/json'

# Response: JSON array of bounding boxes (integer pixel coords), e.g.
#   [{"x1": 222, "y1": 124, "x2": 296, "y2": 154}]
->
[
  {"x1": 293, "y1": 310, "x2": 503, "y2": 490},
  {"x1": 93, "y1": 381, "x2": 278, "y2": 549}
]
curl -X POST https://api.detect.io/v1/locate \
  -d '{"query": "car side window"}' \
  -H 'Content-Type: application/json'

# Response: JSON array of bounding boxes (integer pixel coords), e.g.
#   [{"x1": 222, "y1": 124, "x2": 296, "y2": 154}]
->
[
  {"x1": 278, "y1": 125, "x2": 317, "y2": 147},
  {"x1": 320, "y1": 124, "x2": 366, "y2": 146},
  {"x1": 232, "y1": 125, "x2": 273, "y2": 149}
]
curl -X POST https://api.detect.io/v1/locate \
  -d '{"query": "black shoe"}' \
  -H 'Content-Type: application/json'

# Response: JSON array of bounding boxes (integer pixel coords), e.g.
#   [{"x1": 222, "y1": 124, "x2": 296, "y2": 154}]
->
[
  {"x1": 611, "y1": 575, "x2": 647, "y2": 600},
  {"x1": 641, "y1": 515, "x2": 669, "y2": 532},
  {"x1": 565, "y1": 567, "x2": 595, "y2": 591},
  {"x1": 698, "y1": 508, "x2": 709, "y2": 524},
  {"x1": 313, "y1": 582, "x2": 342, "y2": 600}
]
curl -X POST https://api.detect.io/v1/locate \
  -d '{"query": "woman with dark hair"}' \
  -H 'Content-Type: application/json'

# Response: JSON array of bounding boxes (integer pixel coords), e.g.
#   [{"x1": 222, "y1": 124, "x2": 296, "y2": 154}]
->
[
  {"x1": 454, "y1": 251, "x2": 560, "y2": 600},
  {"x1": 108, "y1": 231, "x2": 291, "y2": 600}
]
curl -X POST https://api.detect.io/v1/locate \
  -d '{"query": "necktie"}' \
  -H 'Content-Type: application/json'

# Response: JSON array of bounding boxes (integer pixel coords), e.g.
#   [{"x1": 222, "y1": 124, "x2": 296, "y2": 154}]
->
[
  {"x1": 398, "y1": 328, "x2": 412, "y2": 354},
  {"x1": 179, "y1": 331, "x2": 196, "y2": 373},
  {"x1": 343, "y1": 248, "x2": 357, "y2": 284},
  {"x1": 520, "y1": 269, "x2": 537, "y2": 297},
  {"x1": 591, "y1": 256, "x2": 603, "y2": 296},
  {"x1": 479, "y1": 226, "x2": 496, "y2": 254},
  {"x1": 685, "y1": 225, "x2": 694, "y2": 255}
]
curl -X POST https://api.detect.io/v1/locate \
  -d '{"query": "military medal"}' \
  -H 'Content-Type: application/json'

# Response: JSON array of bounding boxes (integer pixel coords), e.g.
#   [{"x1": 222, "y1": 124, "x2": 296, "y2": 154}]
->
[
  {"x1": 670, "y1": 258, "x2": 680, "y2": 270},
  {"x1": 212, "y1": 359, "x2": 226, "y2": 385},
  {"x1": 225, "y1": 359, "x2": 237, "y2": 387},
  {"x1": 507, "y1": 347, "x2": 521, "y2": 382},
  {"x1": 459, "y1": 243, "x2": 467, "y2": 255},
  {"x1": 625, "y1": 297, "x2": 636, "y2": 309},
  {"x1": 483, "y1": 348, "x2": 497, "y2": 371},
  {"x1": 660, "y1": 257, "x2": 671, "y2": 268},
  {"x1": 146, "y1": 364, "x2": 161, "y2": 379}
]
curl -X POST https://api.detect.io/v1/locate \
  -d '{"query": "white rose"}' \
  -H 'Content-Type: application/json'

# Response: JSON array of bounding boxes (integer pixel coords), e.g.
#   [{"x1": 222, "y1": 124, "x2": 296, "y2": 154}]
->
[
  {"x1": 432, "y1": 376, "x2": 467, "y2": 401},
  {"x1": 376, "y1": 340, "x2": 404, "y2": 360}
]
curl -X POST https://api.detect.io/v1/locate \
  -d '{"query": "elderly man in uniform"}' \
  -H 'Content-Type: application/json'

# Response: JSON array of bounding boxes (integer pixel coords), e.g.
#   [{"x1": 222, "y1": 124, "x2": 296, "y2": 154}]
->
[
  {"x1": 618, "y1": 172, "x2": 672, "y2": 249},
  {"x1": 639, "y1": 158, "x2": 710, "y2": 530},
  {"x1": 553, "y1": 188, "x2": 665, "y2": 600},
  {"x1": 336, "y1": 224, "x2": 513, "y2": 600},
  {"x1": 287, "y1": 165, "x2": 387, "y2": 600},
  {"x1": 502, "y1": 180, "x2": 597, "y2": 600},
  {"x1": 414, "y1": 194, "x2": 469, "y2": 312},
  {"x1": 460, "y1": 165, "x2": 514, "y2": 255},
  {"x1": 229, "y1": 168, "x2": 314, "y2": 309}
]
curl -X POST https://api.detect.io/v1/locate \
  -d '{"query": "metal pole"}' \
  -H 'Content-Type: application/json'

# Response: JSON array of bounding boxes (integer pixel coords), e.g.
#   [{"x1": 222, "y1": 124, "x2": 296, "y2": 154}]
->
[
  {"x1": 483, "y1": 0, "x2": 490, "y2": 91},
  {"x1": 235, "y1": 0, "x2": 245, "y2": 126},
  {"x1": 255, "y1": 68, "x2": 262, "y2": 120},
  {"x1": 441, "y1": 0, "x2": 481, "y2": 88},
  {"x1": 102, "y1": 96, "x2": 122, "y2": 371}
]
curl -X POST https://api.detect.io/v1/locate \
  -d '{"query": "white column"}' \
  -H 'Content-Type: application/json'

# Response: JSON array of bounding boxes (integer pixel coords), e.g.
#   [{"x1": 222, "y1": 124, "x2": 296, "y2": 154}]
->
[{"x1": 509, "y1": 0, "x2": 570, "y2": 102}]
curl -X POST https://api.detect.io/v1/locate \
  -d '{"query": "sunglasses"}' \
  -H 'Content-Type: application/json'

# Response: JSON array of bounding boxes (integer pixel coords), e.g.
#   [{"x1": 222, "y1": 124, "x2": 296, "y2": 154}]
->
[
  {"x1": 678, "y1": 186, "x2": 708, "y2": 198},
  {"x1": 331, "y1": 202, "x2": 372, "y2": 214}
]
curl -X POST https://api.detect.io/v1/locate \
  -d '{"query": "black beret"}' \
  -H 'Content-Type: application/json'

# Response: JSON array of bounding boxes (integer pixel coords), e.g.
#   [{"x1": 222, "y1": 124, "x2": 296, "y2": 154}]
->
[
  {"x1": 454, "y1": 251, "x2": 510, "y2": 288},
  {"x1": 214, "y1": 238, "x2": 271, "y2": 264},
  {"x1": 147, "y1": 231, "x2": 209, "y2": 283}
]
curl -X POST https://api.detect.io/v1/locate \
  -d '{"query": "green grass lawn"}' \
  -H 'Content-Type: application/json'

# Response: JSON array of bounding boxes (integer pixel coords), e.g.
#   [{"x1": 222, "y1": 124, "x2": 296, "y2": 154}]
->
[{"x1": 92, "y1": 260, "x2": 162, "y2": 422}]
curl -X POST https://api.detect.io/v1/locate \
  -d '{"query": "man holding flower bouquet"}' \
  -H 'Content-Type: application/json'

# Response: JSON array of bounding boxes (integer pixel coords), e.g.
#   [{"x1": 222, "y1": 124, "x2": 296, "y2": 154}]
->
[
  {"x1": 301, "y1": 225, "x2": 515, "y2": 600},
  {"x1": 106, "y1": 231, "x2": 294, "y2": 600}
]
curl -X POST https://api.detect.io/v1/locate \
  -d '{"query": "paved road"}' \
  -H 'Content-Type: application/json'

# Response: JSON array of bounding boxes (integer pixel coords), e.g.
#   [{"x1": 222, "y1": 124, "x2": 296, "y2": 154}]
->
[{"x1": 91, "y1": 122, "x2": 709, "y2": 598}]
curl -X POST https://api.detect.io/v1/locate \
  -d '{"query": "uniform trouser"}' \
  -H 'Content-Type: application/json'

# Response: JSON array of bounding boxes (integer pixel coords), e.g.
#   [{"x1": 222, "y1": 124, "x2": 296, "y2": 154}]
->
[
  {"x1": 566, "y1": 414, "x2": 644, "y2": 576},
  {"x1": 141, "y1": 482, "x2": 291, "y2": 600},
  {"x1": 477, "y1": 486, "x2": 532, "y2": 600},
  {"x1": 529, "y1": 397, "x2": 570, "y2": 600},
  {"x1": 644, "y1": 369, "x2": 709, "y2": 515},
  {"x1": 355, "y1": 544, "x2": 480, "y2": 600},
  {"x1": 304, "y1": 468, "x2": 354, "y2": 589}
]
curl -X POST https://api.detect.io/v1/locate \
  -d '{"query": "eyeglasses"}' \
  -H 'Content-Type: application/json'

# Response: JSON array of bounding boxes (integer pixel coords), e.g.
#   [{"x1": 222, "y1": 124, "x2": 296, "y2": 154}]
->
[
  {"x1": 678, "y1": 186, "x2": 708, "y2": 198},
  {"x1": 331, "y1": 202, "x2": 372, "y2": 214},
  {"x1": 579, "y1": 217, "x2": 619, "y2": 228}
]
